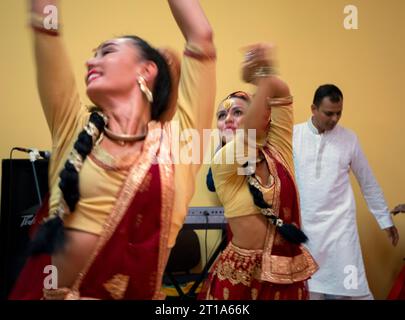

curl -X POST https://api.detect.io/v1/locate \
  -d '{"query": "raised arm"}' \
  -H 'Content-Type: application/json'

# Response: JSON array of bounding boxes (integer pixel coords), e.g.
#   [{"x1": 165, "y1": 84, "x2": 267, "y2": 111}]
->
[
  {"x1": 241, "y1": 44, "x2": 291, "y2": 142},
  {"x1": 29, "y1": 0, "x2": 81, "y2": 143},
  {"x1": 166, "y1": 0, "x2": 216, "y2": 142},
  {"x1": 168, "y1": 0, "x2": 215, "y2": 56},
  {"x1": 239, "y1": 43, "x2": 295, "y2": 171},
  {"x1": 165, "y1": 0, "x2": 216, "y2": 249}
]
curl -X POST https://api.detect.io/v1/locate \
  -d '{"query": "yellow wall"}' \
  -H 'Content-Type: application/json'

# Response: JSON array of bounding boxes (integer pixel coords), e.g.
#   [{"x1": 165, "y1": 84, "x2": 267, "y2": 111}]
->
[{"x1": 1, "y1": 0, "x2": 404, "y2": 299}]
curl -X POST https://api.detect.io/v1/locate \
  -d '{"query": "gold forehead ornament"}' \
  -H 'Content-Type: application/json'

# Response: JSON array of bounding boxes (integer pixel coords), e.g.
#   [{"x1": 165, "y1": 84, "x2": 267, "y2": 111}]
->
[{"x1": 223, "y1": 99, "x2": 234, "y2": 110}]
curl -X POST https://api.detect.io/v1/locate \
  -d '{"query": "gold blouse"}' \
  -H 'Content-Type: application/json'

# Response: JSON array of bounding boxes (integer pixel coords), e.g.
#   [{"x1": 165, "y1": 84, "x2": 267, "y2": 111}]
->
[
  {"x1": 34, "y1": 32, "x2": 216, "y2": 247},
  {"x1": 211, "y1": 97, "x2": 294, "y2": 219}
]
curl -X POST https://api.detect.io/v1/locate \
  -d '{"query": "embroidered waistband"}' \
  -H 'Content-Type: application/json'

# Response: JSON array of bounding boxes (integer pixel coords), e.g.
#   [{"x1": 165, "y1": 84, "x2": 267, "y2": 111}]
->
[{"x1": 42, "y1": 288, "x2": 98, "y2": 300}]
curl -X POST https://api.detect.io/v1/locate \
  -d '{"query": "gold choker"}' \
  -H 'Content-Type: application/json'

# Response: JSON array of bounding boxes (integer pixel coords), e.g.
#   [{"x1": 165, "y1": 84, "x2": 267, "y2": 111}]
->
[{"x1": 104, "y1": 126, "x2": 147, "y2": 146}]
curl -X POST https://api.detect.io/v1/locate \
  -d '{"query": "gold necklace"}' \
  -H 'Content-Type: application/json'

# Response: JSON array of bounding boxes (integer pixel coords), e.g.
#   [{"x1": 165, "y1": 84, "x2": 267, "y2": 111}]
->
[{"x1": 104, "y1": 126, "x2": 147, "y2": 146}]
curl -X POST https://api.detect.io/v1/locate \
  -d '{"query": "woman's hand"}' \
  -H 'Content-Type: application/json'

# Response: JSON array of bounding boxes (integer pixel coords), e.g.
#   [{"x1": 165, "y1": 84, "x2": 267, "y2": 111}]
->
[{"x1": 241, "y1": 43, "x2": 276, "y2": 85}]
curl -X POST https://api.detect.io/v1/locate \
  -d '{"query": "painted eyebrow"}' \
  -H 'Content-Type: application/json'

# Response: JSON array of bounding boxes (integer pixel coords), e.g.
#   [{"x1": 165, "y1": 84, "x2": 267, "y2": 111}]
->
[
  {"x1": 93, "y1": 42, "x2": 118, "y2": 57},
  {"x1": 231, "y1": 105, "x2": 245, "y2": 110},
  {"x1": 227, "y1": 105, "x2": 245, "y2": 113},
  {"x1": 217, "y1": 106, "x2": 244, "y2": 116}
]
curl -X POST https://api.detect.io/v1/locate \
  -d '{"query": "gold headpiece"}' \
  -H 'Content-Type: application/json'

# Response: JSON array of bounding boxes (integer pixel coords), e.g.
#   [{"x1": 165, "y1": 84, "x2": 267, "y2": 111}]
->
[{"x1": 223, "y1": 99, "x2": 234, "y2": 110}]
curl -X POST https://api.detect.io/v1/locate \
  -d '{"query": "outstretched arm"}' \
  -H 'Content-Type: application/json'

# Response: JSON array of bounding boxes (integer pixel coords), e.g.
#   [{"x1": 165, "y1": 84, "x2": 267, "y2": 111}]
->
[
  {"x1": 168, "y1": 0, "x2": 215, "y2": 56},
  {"x1": 165, "y1": 0, "x2": 216, "y2": 249},
  {"x1": 29, "y1": 0, "x2": 81, "y2": 142},
  {"x1": 241, "y1": 43, "x2": 290, "y2": 142},
  {"x1": 166, "y1": 0, "x2": 216, "y2": 137}
]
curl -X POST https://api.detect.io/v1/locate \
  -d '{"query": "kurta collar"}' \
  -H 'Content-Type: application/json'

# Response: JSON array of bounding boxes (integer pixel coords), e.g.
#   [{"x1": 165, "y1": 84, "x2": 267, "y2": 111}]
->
[
  {"x1": 307, "y1": 117, "x2": 337, "y2": 136},
  {"x1": 307, "y1": 117, "x2": 321, "y2": 135}
]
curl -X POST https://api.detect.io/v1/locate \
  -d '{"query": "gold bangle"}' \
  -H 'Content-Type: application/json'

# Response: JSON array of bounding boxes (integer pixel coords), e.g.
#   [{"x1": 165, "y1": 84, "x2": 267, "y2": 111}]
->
[
  {"x1": 29, "y1": 12, "x2": 60, "y2": 36},
  {"x1": 266, "y1": 95, "x2": 294, "y2": 107},
  {"x1": 253, "y1": 66, "x2": 276, "y2": 79}
]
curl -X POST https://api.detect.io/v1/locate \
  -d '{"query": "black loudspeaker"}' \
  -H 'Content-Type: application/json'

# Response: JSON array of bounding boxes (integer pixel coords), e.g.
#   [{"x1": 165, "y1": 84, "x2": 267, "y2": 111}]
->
[
  {"x1": 166, "y1": 229, "x2": 201, "y2": 273},
  {"x1": 0, "y1": 159, "x2": 49, "y2": 300}
]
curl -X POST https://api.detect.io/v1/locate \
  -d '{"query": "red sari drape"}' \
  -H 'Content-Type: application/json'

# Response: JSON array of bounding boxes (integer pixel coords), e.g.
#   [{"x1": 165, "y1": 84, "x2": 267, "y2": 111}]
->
[
  {"x1": 10, "y1": 161, "x2": 173, "y2": 300},
  {"x1": 10, "y1": 122, "x2": 175, "y2": 300},
  {"x1": 199, "y1": 148, "x2": 317, "y2": 300}
]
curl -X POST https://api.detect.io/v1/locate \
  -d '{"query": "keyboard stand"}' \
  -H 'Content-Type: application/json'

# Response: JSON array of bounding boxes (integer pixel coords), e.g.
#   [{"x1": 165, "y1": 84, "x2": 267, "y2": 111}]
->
[
  {"x1": 165, "y1": 230, "x2": 228, "y2": 300},
  {"x1": 183, "y1": 231, "x2": 228, "y2": 299},
  {"x1": 164, "y1": 207, "x2": 228, "y2": 300}
]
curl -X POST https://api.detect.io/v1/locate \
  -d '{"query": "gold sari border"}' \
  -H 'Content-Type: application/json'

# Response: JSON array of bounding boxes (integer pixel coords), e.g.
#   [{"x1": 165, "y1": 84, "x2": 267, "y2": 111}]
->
[
  {"x1": 71, "y1": 121, "x2": 163, "y2": 296},
  {"x1": 261, "y1": 247, "x2": 319, "y2": 284},
  {"x1": 153, "y1": 126, "x2": 175, "y2": 299}
]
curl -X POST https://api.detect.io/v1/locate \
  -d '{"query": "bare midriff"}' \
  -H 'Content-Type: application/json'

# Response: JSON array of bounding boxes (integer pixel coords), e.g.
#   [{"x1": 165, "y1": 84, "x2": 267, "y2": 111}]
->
[
  {"x1": 227, "y1": 214, "x2": 268, "y2": 250},
  {"x1": 52, "y1": 229, "x2": 99, "y2": 288}
]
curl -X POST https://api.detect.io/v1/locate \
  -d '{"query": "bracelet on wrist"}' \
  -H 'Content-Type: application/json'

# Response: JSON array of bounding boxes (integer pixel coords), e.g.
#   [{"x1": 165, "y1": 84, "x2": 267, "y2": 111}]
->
[
  {"x1": 29, "y1": 12, "x2": 60, "y2": 36},
  {"x1": 253, "y1": 66, "x2": 277, "y2": 79}
]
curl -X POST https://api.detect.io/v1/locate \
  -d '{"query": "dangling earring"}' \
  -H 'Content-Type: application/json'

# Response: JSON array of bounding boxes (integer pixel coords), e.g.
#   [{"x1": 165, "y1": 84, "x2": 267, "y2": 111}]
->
[{"x1": 137, "y1": 75, "x2": 154, "y2": 103}]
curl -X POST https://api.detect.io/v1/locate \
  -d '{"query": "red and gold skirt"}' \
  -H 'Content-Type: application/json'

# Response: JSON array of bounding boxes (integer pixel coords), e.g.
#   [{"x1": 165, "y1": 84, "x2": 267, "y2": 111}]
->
[{"x1": 198, "y1": 242, "x2": 308, "y2": 300}]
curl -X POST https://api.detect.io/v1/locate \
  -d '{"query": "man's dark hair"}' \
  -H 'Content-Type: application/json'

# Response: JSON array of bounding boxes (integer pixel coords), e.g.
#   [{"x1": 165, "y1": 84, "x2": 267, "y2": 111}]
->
[{"x1": 313, "y1": 84, "x2": 343, "y2": 108}]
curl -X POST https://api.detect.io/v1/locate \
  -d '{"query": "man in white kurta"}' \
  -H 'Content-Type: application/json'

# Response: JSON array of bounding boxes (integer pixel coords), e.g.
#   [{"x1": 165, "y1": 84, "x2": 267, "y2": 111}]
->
[{"x1": 293, "y1": 84, "x2": 399, "y2": 299}]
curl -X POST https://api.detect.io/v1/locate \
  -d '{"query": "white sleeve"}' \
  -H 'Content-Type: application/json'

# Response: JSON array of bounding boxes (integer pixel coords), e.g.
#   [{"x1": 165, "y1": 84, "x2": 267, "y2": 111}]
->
[{"x1": 350, "y1": 135, "x2": 393, "y2": 229}]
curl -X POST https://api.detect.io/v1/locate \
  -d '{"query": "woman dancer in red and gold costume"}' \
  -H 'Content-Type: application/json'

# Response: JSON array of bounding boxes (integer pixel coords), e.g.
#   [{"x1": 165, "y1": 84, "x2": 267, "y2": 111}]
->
[
  {"x1": 200, "y1": 44, "x2": 318, "y2": 300},
  {"x1": 11, "y1": 0, "x2": 216, "y2": 300}
]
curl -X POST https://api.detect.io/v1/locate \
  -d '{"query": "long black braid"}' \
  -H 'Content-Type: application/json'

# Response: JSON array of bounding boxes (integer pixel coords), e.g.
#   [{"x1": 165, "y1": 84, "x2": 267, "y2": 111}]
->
[
  {"x1": 59, "y1": 111, "x2": 106, "y2": 212},
  {"x1": 246, "y1": 160, "x2": 308, "y2": 245},
  {"x1": 29, "y1": 35, "x2": 172, "y2": 256},
  {"x1": 29, "y1": 110, "x2": 107, "y2": 255}
]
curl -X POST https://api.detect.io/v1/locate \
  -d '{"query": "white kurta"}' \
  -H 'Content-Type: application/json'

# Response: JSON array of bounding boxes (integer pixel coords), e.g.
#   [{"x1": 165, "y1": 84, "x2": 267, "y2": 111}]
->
[{"x1": 293, "y1": 119, "x2": 393, "y2": 297}]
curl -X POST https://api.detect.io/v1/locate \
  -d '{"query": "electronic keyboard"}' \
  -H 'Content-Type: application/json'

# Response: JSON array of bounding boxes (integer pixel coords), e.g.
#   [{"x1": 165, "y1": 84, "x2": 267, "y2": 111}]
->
[{"x1": 184, "y1": 206, "x2": 226, "y2": 229}]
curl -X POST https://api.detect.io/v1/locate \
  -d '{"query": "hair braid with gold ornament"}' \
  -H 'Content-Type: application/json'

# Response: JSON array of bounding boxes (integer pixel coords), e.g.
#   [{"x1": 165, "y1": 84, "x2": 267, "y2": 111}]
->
[{"x1": 29, "y1": 109, "x2": 107, "y2": 255}]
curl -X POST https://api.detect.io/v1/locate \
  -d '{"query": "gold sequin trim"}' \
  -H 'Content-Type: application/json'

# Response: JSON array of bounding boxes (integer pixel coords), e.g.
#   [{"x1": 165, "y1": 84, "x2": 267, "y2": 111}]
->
[
  {"x1": 251, "y1": 288, "x2": 258, "y2": 300},
  {"x1": 266, "y1": 144, "x2": 294, "y2": 183},
  {"x1": 260, "y1": 145, "x2": 319, "y2": 283},
  {"x1": 103, "y1": 274, "x2": 130, "y2": 300},
  {"x1": 138, "y1": 172, "x2": 152, "y2": 193},
  {"x1": 153, "y1": 123, "x2": 175, "y2": 299},
  {"x1": 43, "y1": 287, "x2": 78, "y2": 300},
  {"x1": 90, "y1": 144, "x2": 140, "y2": 171},
  {"x1": 223, "y1": 287, "x2": 230, "y2": 300},
  {"x1": 298, "y1": 288, "x2": 303, "y2": 300},
  {"x1": 71, "y1": 121, "x2": 163, "y2": 293},
  {"x1": 262, "y1": 249, "x2": 319, "y2": 284},
  {"x1": 214, "y1": 244, "x2": 262, "y2": 286}
]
